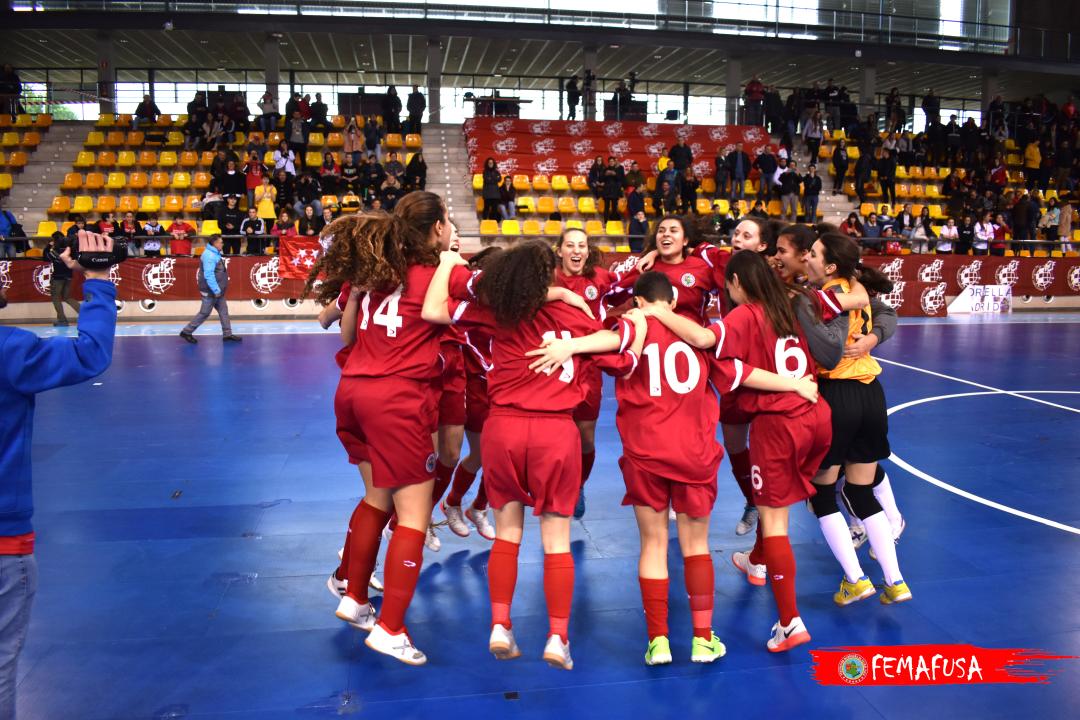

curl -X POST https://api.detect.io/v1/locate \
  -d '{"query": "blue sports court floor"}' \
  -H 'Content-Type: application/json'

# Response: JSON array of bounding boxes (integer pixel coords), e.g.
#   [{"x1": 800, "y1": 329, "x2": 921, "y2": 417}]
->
[{"x1": 15, "y1": 313, "x2": 1080, "y2": 719}]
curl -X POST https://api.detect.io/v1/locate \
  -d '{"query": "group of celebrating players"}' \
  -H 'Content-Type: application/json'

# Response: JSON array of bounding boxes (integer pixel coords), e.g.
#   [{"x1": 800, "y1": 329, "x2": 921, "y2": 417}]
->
[{"x1": 308, "y1": 189, "x2": 911, "y2": 670}]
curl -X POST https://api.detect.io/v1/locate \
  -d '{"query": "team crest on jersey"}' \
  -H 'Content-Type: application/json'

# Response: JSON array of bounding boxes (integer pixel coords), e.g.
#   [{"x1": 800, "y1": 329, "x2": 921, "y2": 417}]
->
[
  {"x1": 528, "y1": 121, "x2": 552, "y2": 135},
  {"x1": 533, "y1": 157, "x2": 560, "y2": 174},
  {"x1": 0, "y1": 260, "x2": 11, "y2": 291},
  {"x1": 425, "y1": 453, "x2": 438, "y2": 474},
  {"x1": 566, "y1": 122, "x2": 588, "y2": 136},
  {"x1": 645, "y1": 142, "x2": 667, "y2": 158},
  {"x1": 917, "y1": 258, "x2": 943, "y2": 282},
  {"x1": 995, "y1": 260, "x2": 1020, "y2": 287},
  {"x1": 880, "y1": 258, "x2": 904, "y2": 283},
  {"x1": 956, "y1": 260, "x2": 983, "y2": 289},
  {"x1": 249, "y1": 257, "x2": 282, "y2": 294},
  {"x1": 880, "y1": 281, "x2": 906, "y2": 309},
  {"x1": 1068, "y1": 265, "x2": 1080, "y2": 292},
  {"x1": 708, "y1": 126, "x2": 729, "y2": 142},
  {"x1": 32, "y1": 264, "x2": 51, "y2": 296},
  {"x1": 141, "y1": 258, "x2": 177, "y2": 295},
  {"x1": 569, "y1": 139, "x2": 594, "y2": 156},
  {"x1": 602, "y1": 122, "x2": 624, "y2": 137},
  {"x1": 493, "y1": 137, "x2": 518, "y2": 155},
  {"x1": 607, "y1": 140, "x2": 631, "y2": 156},
  {"x1": 584, "y1": 285, "x2": 598, "y2": 301},
  {"x1": 532, "y1": 138, "x2": 557, "y2": 155},
  {"x1": 1032, "y1": 260, "x2": 1056, "y2": 291},
  {"x1": 921, "y1": 282, "x2": 947, "y2": 314},
  {"x1": 638, "y1": 124, "x2": 661, "y2": 138},
  {"x1": 491, "y1": 120, "x2": 514, "y2": 136},
  {"x1": 681, "y1": 273, "x2": 695, "y2": 288}
]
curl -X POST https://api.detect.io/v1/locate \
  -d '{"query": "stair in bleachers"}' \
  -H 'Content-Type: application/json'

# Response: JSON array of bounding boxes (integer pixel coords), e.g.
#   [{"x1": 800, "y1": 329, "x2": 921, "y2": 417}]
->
[{"x1": 1, "y1": 116, "x2": 68, "y2": 233}]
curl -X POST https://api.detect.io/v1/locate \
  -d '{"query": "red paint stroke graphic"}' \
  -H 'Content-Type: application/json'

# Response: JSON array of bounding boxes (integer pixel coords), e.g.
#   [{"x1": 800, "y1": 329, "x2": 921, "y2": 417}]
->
[{"x1": 810, "y1": 644, "x2": 1077, "y2": 686}]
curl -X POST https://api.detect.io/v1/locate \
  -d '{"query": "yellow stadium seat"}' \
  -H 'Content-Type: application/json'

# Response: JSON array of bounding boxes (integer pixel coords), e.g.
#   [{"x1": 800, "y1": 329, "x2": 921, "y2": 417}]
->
[
  {"x1": 118, "y1": 195, "x2": 138, "y2": 213},
  {"x1": 198, "y1": 151, "x2": 216, "y2": 167},
  {"x1": 405, "y1": 134, "x2": 422, "y2": 149},
  {"x1": 472, "y1": 174, "x2": 483, "y2": 191},
  {"x1": 85, "y1": 131, "x2": 104, "y2": 148},
  {"x1": 72, "y1": 195, "x2": 94, "y2": 214},
  {"x1": 532, "y1": 175, "x2": 551, "y2": 192},
  {"x1": 480, "y1": 219, "x2": 500, "y2": 235},
  {"x1": 0, "y1": 133, "x2": 18, "y2": 148},
  {"x1": 847, "y1": 146, "x2": 860, "y2": 160},
  {"x1": 60, "y1": 173, "x2": 83, "y2": 191},
  {"x1": 267, "y1": 132, "x2": 283, "y2": 147},
  {"x1": 696, "y1": 198, "x2": 713, "y2": 214},
  {"x1": 829, "y1": 129, "x2": 846, "y2": 141},
  {"x1": 644, "y1": 197, "x2": 656, "y2": 215},
  {"x1": 818, "y1": 145, "x2": 833, "y2": 160},
  {"x1": 163, "y1": 195, "x2": 184, "y2": 214},
  {"x1": 327, "y1": 132, "x2": 344, "y2": 148},
  {"x1": 516, "y1": 196, "x2": 536, "y2": 214},
  {"x1": 200, "y1": 219, "x2": 221, "y2": 235},
  {"x1": 74, "y1": 151, "x2": 95, "y2": 169},
  {"x1": 137, "y1": 150, "x2": 157, "y2": 168},
  {"x1": 84, "y1": 172, "x2": 105, "y2": 191},
  {"x1": 605, "y1": 220, "x2": 625, "y2": 235},
  {"x1": 646, "y1": 177, "x2": 657, "y2": 192},
  {"x1": 140, "y1": 196, "x2": 161, "y2": 214},
  {"x1": 925, "y1": 184, "x2": 942, "y2": 199},
  {"x1": 0, "y1": 173, "x2": 11, "y2": 191},
  {"x1": 127, "y1": 132, "x2": 145, "y2": 147},
  {"x1": 35, "y1": 220, "x2": 57, "y2": 237},
  {"x1": 701, "y1": 178, "x2": 716, "y2": 194},
  {"x1": 193, "y1": 172, "x2": 211, "y2": 190},
  {"x1": 330, "y1": 115, "x2": 346, "y2": 129},
  {"x1": 565, "y1": 219, "x2": 584, "y2": 230},
  {"x1": 48, "y1": 196, "x2": 72, "y2": 215},
  {"x1": 20, "y1": 132, "x2": 40, "y2": 148},
  {"x1": 1033, "y1": 250, "x2": 1049, "y2": 258},
  {"x1": 474, "y1": 197, "x2": 485, "y2": 213},
  {"x1": 543, "y1": 220, "x2": 563, "y2": 235},
  {"x1": 522, "y1": 219, "x2": 542, "y2": 235},
  {"x1": 94, "y1": 196, "x2": 117, "y2": 213},
  {"x1": 305, "y1": 151, "x2": 322, "y2": 168},
  {"x1": 557, "y1": 197, "x2": 577, "y2": 214},
  {"x1": 23, "y1": 247, "x2": 43, "y2": 258},
  {"x1": 33, "y1": 114, "x2": 53, "y2": 129},
  {"x1": 578, "y1": 197, "x2": 597, "y2": 214},
  {"x1": 95, "y1": 114, "x2": 115, "y2": 128},
  {"x1": 657, "y1": 157, "x2": 669, "y2": 171},
  {"x1": 12, "y1": 114, "x2": 30, "y2": 128},
  {"x1": 179, "y1": 151, "x2": 198, "y2": 168},
  {"x1": 150, "y1": 171, "x2": 171, "y2": 190},
  {"x1": 117, "y1": 114, "x2": 132, "y2": 127},
  {"x1": 0, "y1": 116, "x2": 9, "y2": 129},
  {"x1": 128, "y1": 172, "x2": 148, "y2": 191},
  {"x1": 158, "y1": 151, "x2": 178, "y2": 168},
  {"x1": 170, "y1": 172, "x2": 191, "y2": 190},
  {"x1": 767, "y1": 200, "x2": 782, "y2": 215},
  {"x1": 97, "y1": 151, "x2": 117, "y2": 168},
  {"x1": 184, "y1": 195, "x2": 202, "y2": 213},
  {"x1": 155, "y1": 115, "x2": 172, "y2": 127},
  {"x1": 928, "y1": 204, "x2": 945, "y2": 220},
  {"x1": 537, "y1": 197, "x2": 556, "y2": 215},
  {"x1": 116, "y1": 151, "x2": 136, "y2": 168},
  {"x1": 105, "y1": 131, "x2": 125, "y2": 147},
  {"x1": 105, "y1": 172, "x2": 126, "y2": 190},
  {"x1": 501, "y1": 220, "x2": 522, "y2": 235},
  {"x1": 513, "y1": 174, "x2": 531, "y2": 192},
  {"x1": 166, "y1": 131, "x2": 184, "y2": 147},
  {"x1": 895, "y1": 166, "x2": 909, "y2": 180},
  {"x1": 383, "y1": 133, "x2": 403, "y2": 149},
  {"x1": 307, "y1": 132, "x2": 325, "y2": 149},
  {"x1": 570, "y1": 175, "x2": 589, "y2": 192},
  {"x1": 551, "y1": 175, "x2": 570, "y2": 192}
]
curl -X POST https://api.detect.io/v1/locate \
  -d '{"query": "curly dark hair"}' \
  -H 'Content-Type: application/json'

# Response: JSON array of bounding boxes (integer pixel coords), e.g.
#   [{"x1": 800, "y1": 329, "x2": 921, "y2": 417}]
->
[
  {"x1": 642, "y1": 214, "x2": 696, "y2": 256},
  {"x1": 555, "y1": 227, "x2": 603, "y2": 278},
  {"x1": 475, "y1": 239, "x2": 555, "y2": 326},
  {"x1": 817, "y1": 232, "x2": 894, "y2": 294},
  {"x1": 469, "y1": 245, "x2": 504, "y2": 270}
]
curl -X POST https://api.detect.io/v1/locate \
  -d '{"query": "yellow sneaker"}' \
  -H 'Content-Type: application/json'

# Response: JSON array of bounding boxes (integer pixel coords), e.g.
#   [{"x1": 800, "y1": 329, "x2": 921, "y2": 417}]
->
[
  {"x1": 880, "y1": 579, "x2": 913, "y2": 605},
  {"x1": 834, "y1": 575, "x2": 875, "y2": 606}
]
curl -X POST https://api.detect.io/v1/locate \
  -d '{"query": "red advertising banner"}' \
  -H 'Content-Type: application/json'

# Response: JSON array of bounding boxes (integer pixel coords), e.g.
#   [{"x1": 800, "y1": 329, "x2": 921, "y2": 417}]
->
[
  {"x1": 810, "y1": 644, "x2": 1076, "y2": 686},
  {"x1": 861, "y1": 254, "x2": 1080, "y2": 301},
  {"x1": 464, "y1": 118, "x2": 775, "y2": 176}
]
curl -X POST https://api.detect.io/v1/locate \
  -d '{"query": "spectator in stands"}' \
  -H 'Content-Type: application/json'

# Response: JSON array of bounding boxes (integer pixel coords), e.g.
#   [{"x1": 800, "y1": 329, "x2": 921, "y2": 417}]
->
[
  {"x1": 251, "y1": 174, "x2": 275, "y2": 225},
  {"x1": 716, "y1": 204, "x2": 740, "y2": 239},
  {"x1": 726, "y1": 142, "x2": 751, "y2": 201},
  {"x1": 628, "y1": 211, "x2": 648, "y2": 253},
  {"x1": 132, "y1": 94, "x2": 161, "y2": 129},
  {"x1": 497, "y1": 175, "x2": 517, "y2": 220},
  {"x1": 748, "y1": 200, "x2": 768, "y2": 219},
  {"x1": 653, "y1": 180, "x2": 677, "y2": 214},
  {"x1": 565, "y1": 75, "x2": 581, "y2": 120},
  {"x1": 0, "y1": 64, "x2": 22, "y2": 118},
  {"x1": 710, "y1": 149, "x2": 730, "y2": 199},
  {"x1": 481, "y1": 157, "x2": 501, "y2": 220},
  {"x1": 861, "y1": 212, "x2": 882, "y2": 252},
  {"x1": 339, "y1": 153, "x2": 361, "y2": 195},
  {"x1": 298, "y1": 204, "x2": 323, "y2": 237},
  {"x1": 744, "y1": 76, "x2": 765, "y2": 126},
  {"x1": 92, "y1": 212, "x2": 116, "y2": 237},
  {"x1": 611, "y1": 81, "x2": 633, "y2": 119},
  {"x1": 669, "y1": 138, "x2": 693, "y2": 174},
  {"x1": 117, "y1": 212, "x2": 142, "y2": 257},
  {"x1": 168, "y1": 214, "x2": 196, "y2": 255},
  {"x1": 283, "y1": 92, "x2": 300, "y2": 121},
  {"x1": 603, "y1": 157, "x2": 627, "y2": 220},
  {"x1": 876, "y1": 204, "x2": 894, "y2": 232},
  {"x1": 854, "y1": 149, "x2": 873, "y2": 204},
  {"x1": 298, "y1": 94, "x2": 312, "y2": 121},
  {"x1": 309, "y1": 93, "x2": 329, "y2": 131},
  {"x1": 271, "y1": 168, "x2": 296, "y2": 214},
  {"x1": 777, "y1": 160, "x2": 800, "y2": 223},
  {"x1": 200, "y1": 189, "x2": 224, "y2": 221},
  {"x1": 802, "y1": 164, "x2": 821, "y2": 223},
  {"x1": 839, "y1": 211, "x2": 863, "y2": 239},
  {"x1": 626, "y1": 182, "x2": 646, "y2": 219},
  {"x1": 240, "y1": 206, "x2": 266, "y2": 255},
  {"x1": 274, "y1": 140, "x2": 297, "y2": 176},
  {"x1": 1059, "y1": 200, "x2": 1073, "y2": 251},
  {"x1": 677, "y1": 167, "x2": 700, "y2": 215},
  {"x1": 877, "y1": 148, "x2": 897, "y2": 205},
  {"x1": 753, "y1": 145, "x2": 777, "y2": 202},
  {"x1": 361, "y1": 154, "x2": 386, "y2": 200},
  {"x1": 956, "y1": 212, "x2": 975, "y2": 255},
  {"x1": 141, "y1": 215, "x2": 166, "y2": 257},
  {"x1": 384, "y1": 152, "x2": 405, "y2": 180},
  {"x1": 622, "y1": 160, "x2": 643, "y2": 190},
  {"x1": 271, "y1": 209, "x2": 297, "y2": 249},
  {"x1": 1038, "y1": 198, "x2": 1061, "y2": 245},
  {"x1": 0, "y1": 207, "x2": 19, "y2": 259},
  {"x1": 294, "y1": 173, "x2": 323, "y2": 218},
  {"x1": 406, "y1": 86, "x2": 426, "y2": 135},
  {"x1": 64, "y1": 215, "x2": 87, "y2": 242},
  {"x1": 935, "y1": 217, "x2": 957, "y2": 253},
  {"x1": 240, "y1": 151, "x2": 265, "y2": 209},
  {"x1": 183, "y1": 112, "x2": 204, "y2": 151},
  {"x1": 286, "y1": 113, "x2": 309, "y2": 169},
  {"x1": 990, "y1": 212, "x2": 1010, "y2": 256},
  {"x1": 383, "y1": 86, "x2": 402, "y2": 134},
  {"x1": 894, "y1": 203, "x2": 916, "y2": 239},
  {"x1": 405, "y1": 152, "x2": 427, "y2": 191},
  {"x1": 803, "y1": 110, "x2": 824, "y2": 162},
  {"x1": 217, "y1": 196, "x2": 245, "y2": 255},
  {"x1": 321, "y1": 205, "x2": 337, "y2": 226},
  {"x1": 319, "y1": 151, "x2": 341, "y2": 189},
  {"x1": 214, "y1": 159, "x2": 245, "y2": 200},
  {"x1": 380, "y1": 175, "x2": 404, "y2": 211},
  {"x1": 343, "y1": 117, "x2": 363, "y2": 165},
  {"x1": 246, "y1": 131, "x2": 268, "y2": 159},
  {"x1": 921, "y1": 89, "x2": 940, "y2": 127},
  {"x1": 257, "y1": 92, "x2": 279, "y2": 133},
  {"x1": 43, "y1": 232, "x2": 79, "y2": 326},
  {"x1": 911, "y1": 207, "x2": 935, "y2": 253},
  {"x1": 828, "y1": 138, "x2": 849, "y2": 196},
  {"x1": 229, "y1": 93, "x2": 250, "y2": 133},
  {"x1": 187, "y1": 91, "x2": 207, "y2": 120},
  {"x1": 1011, "y1": 190, "x2": 1036, "y2": 250},
  {"x1": 209, "y1": 147, "x2": 239, "y2": 179},
  {"x1": 587, "y1": 157, "x2": 604, "y2": 199},
  {"x1": 656, "y1": 157, "x2": 676, "y2": 193},
  {"x1": 363, "y1": 117, "x2": 384, "y2": 162}
]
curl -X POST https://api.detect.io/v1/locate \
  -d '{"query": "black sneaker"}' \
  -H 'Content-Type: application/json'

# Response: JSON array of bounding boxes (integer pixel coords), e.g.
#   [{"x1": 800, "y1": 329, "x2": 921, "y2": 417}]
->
[
  {"x1": 53, "y1": 320, "x2": 69, "y2": 327},
  {"x1": 223, "y1": 335, "x2": 243, "y2": 342},
  {"x1": 179, "y1": 331, "x2": 197, "y2": 344}
]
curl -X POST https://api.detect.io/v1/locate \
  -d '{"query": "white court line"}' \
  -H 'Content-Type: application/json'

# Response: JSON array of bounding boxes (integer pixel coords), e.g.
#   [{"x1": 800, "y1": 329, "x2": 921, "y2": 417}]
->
[
  {"x1": 887, "y1": 390, "x2": 1080, "y2": 535},
  {"x1": 878, "y1": 357, "x2": 1080, "y2": 415}
]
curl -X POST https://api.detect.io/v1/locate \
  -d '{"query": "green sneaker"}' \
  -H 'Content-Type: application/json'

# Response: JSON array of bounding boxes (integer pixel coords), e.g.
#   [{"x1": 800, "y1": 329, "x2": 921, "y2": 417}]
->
[
  {"x1": 644, "y1": 635, "x2": 672, "y2": 666},
  {"x1": 691, "y1": 633, "x2": 727, "y2": 663}
]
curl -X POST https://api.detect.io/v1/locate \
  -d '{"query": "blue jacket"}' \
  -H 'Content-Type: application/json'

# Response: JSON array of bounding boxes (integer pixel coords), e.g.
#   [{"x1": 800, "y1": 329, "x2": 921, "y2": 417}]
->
[
  {"x1": 198, "y1": 244, "x2": 227, "y2": 296},
  {"x1": 0, "y1": 279, "x2": 116, "y2": 538}
]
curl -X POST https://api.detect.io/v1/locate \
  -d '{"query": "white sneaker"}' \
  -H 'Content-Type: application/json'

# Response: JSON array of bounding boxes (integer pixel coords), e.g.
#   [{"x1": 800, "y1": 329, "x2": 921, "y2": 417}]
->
[
  {"x1": 766, "y1": 616, "x2": 811, "y2": 653},
  {"x1": 335, "y1": 595, "x2": 376, "y2": 631},
  {"x1": 369, "y1": 573, "x2": 384, "y2": 593},
  {"x1": 735, "y1": 505, "x2": 758, "y2": 536},
  {"x1": 542, "y1": 634, "x2": 573, "y2": 670},
  {"x1": 465, "y1": 505, "x2": 496, "y2": 541},
  {"x1": 327, "y1": 572, "x2": 347, "y2": 599},
  {"x1": 870, "y1": 516, "x2": 905, "y2": 561},
  {"x1": 425, "y1": 524, "x2": 441, "y2": 552},
  {"x1": 365, "y1": 623, "x2": 427, "y2": 666},
  {"x1": 442, "y1": 501, "x2": 470, "y2": 538},
  {"x1": 731, "y1": 551, "x2": 767, "y2": 587},
  {"x1": 850, "y1": 524, "x2": 868, "y2": 549},
  {"x1": 488, "y1": 623, "x2": 521, "y2": 660}
]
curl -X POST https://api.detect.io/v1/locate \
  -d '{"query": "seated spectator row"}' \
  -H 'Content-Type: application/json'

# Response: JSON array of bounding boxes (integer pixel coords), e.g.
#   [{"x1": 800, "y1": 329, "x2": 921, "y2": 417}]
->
[
  {"x1": 97, "y1": 112, "x2": 366, "y2": 130},
  {"x1": 47, "y1": 191, "x2": 367, "y2": 217},
  {"x1": 72, "y1": 147, "x2": 418, "y2": 170},
  {"x1": 83, "y1": 128, "x2": 420, "y2": 151}
]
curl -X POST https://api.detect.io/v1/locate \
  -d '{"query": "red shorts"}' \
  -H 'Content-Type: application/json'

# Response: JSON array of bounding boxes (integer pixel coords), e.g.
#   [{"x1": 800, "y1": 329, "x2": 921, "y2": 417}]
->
[
  {"x1": 572, "y1": 366, "x2": 602, "y2": 423},
  {"x1": 464, "y1": 372, "x2": 490, "y2": 434},
  {"x1": 619, "y1": 456, "x2": 718, "y2": 518},
  {"x1": 480, "y1": 408, "x2": 581, "y2": 516},
  {"x1": 335, "y1": 376, "x2": 439, "y2": 488},
  {"x1": 437, "y1": 345, "x2": 466, "y2": 427},
  {"x1": 748, "y1": 402, "x2": 832, "y2": 507}
]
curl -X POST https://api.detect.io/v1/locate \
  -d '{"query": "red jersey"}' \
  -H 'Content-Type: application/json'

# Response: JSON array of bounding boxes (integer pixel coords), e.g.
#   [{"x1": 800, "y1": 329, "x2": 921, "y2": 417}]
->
[
  {"x1": 712, "y1": 303, "x2": 818, "y2": 417},
  {"x1": 555, "y1": 267, "x2": 616, "y2": 322},
  {"x1": 609, "y1": 317, "x2": 748, "y2": 482},
  {"x1": 450, "y1": 299, "x2": 633, "y2": 413},
  {"x1": 462, "y1": 327, "x2": 494, "y2": 378},
  {"x1": 610, "y1": 255, "x2": 719, "y2": 324}
]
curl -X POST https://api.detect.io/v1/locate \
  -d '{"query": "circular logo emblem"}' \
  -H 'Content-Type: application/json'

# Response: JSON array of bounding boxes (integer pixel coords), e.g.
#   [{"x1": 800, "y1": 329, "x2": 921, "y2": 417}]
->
[
  {"x1": 584, "y1": 285, "x2": 598, "y2": 301},
  {"x1": 681, "y1": 273, "x2": 695, "y2": 288},
  {"x1": 838, "y1": 654, "x2": 868, "y2": 684},
  {"x1": 425, "y1": 453, "x2": 438, "y2": 474}
]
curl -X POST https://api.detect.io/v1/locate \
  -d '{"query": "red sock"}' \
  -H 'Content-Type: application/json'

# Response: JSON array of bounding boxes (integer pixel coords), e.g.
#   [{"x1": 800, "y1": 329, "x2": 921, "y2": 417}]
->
[
  {"x1": 748, "y1": 524, "x2": 765, "y2": 566},
  {"x1": 730, "y1": 450, "x2": 754, "y2": 504},
  {"x1": 580, "y1": 450, "x2": 596, "y2": 487},
  {"x1": 543, "y1": 553, "x2": 575, "y2": 642},
  {"x1": 431, "y1": 461, "x2": 454, "y2": 506},
  {"x1": 473, "y1": 479, "x2": 488, "y2": 510},
  {"x1": 683, "y1": 554, "x2": 714, "y2": 640},
  {"x1": 336, "y1": 500, "x2": 364, "y2": 581},
  {"x1": 763, "y1": 535, "x2": 799, "y2": 626},
  {"x1": 488, "y1": 538, "x2": 520, "y2": 628},
  {"x1": 378, "y1": 525, "x2": 426, "y2": 634},
  {"x1": 344, "y1": 500, "x2": 391, "y2": 604},
  {"x1": 638, "y1": 577, "x2": 669, "y2": 640},
  {"x1": 445, "y1": 465, "x2": 477, "y2": 508}
]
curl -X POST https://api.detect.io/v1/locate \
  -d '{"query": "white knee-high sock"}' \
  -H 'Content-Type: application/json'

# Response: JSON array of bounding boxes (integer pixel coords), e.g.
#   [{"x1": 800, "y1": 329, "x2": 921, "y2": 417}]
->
[
  {"x1": 818, "y1": 512, "x2": 864, "y2": 584},
  {"x1": 872, "y1": 473, "x2": 903, "y2": 534},
  {"x1": 862, "y1": 511, "x2": 902, "y2": 585}
]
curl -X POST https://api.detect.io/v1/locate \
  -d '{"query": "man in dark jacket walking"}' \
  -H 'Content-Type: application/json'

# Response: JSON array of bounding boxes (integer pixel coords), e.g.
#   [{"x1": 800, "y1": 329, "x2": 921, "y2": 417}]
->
[
  {"x1": 44, "y1": 232, "x2": 81, "y2": 326},
  {"x1": 565, "y1": 76, "x2": 581, "y2": 120},
  {"x1": 406, "y1": 86, "x2": 426, "y2": 135},
  {"x1": 179, "y1": 234, "x2": 242, "y2": 344}
]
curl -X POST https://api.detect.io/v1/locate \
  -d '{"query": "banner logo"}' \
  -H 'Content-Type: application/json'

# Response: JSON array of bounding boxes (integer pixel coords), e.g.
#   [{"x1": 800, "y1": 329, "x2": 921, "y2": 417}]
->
[
  {"x1": 957, "y1": 260, "x2": 983, "y2": 289},
  {"x1": 1032, "y1": 260, "x2": 1056, "y2": 291},
  {"x1": 0, "y1": 260, "x2": 11, "y2": 291},
  {"x1": 1068, "y1": 265, "x2": 1080, "y2": 292},
  {"x1": 528, "y1": 121, "x2": 552, "y2": 135},
  {"x1": 533, "y1": 157, "x2": 560, "y2": 174},
  {"x1": 921, "y1": 282, "x2": 948, "y2": 314},
  {"x1": 645, "y1": 142, "x2": 667, "y2": 158},
  {"x1": 607, "y1": 140, "x2": 631, "y2": 155},
  {"x1": 995, "y1": 259, "x2": 1020, "y2": 287},
  {"x1": 566, "y1": 122, "x2": 588, "y2": 136},
  {"x1": 602, "y1": 122, "x2": 624, "y2": 137},
  {"x1": 531, "y1": 138, "x2": 557, "y2": 155},
  {"x1": 32, "y1": 264, "x2": 52, "y2": 296},
  {"x1": 495, "y1": 158, "x2": 519, "y2": 175},
  {"x1": 708, "y1": 126, "x2": 729, "y2": 142},
  {"x1": 917, "y1": 258, "x2": 943, "y2": 282},
  {"x1": 249, "y1": 257, "x2": 282, "y2": 294},
  {"x1": 569, "y1": 139, "x2": 594, "y2": 156},
  {"x1": 880, "y1": 258, "x2": 904, "y2": 282},
  {"x1": 141, "y1": 258, "x2": 177, "y2": 295},
  {"x1": 638, "y1": 124, "x2": 661, "y2": 137},
  {"x1": 493, "y1": 137, "x2": 518, "y2": 155},
  {"x1": 881, "y1": 281, "x2": 906, "y2": 309},
  {"x1": 491, "y1": 119, "x2": 514, "y2": 136}
]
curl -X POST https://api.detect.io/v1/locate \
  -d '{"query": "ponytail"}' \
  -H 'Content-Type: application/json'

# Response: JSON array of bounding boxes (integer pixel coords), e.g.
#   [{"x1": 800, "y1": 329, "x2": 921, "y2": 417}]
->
[{"x1": 854, "y1": 261, "x2": 894, "y2": 295}]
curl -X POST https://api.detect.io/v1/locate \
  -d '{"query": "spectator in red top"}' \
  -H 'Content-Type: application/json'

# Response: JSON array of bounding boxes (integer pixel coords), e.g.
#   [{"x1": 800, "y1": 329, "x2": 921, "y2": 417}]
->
[
  {"x1": 168, "y1": 215, "x2": 197, "y2": 255},
  {"x1": 298, "y1": 94, "x2": 312, "y2": 121},
  {"x1": 244, "y1": 151, "x2": 267, "y2": 210},
  {"x1": 1063, "y1": 96, "x2": 1076, "y2": 120},
  {"x1": 270, "y1": 209, "x2": 298, "y2": 250},
  {"x1": 744, "y1": 77, "x2": 765, "y2": 126}
]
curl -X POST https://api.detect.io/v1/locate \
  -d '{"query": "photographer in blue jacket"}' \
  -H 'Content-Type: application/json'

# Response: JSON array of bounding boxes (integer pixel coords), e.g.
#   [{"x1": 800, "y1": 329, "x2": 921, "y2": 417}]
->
[{"x1": 0, "y1": 230, "x2": 123, "y2": 717}]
